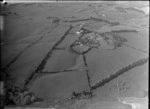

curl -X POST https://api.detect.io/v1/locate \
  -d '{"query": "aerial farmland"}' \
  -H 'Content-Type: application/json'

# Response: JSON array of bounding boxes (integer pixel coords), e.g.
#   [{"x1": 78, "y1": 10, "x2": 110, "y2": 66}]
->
[{"x1": 1, "y1": 1, "x2": 149, "y2": 109}]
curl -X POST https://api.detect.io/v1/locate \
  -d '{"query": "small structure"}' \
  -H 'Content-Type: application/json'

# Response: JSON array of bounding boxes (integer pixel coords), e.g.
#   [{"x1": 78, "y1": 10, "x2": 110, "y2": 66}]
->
[
  {"x1": 71, "y1": 31, "x2": 101, "y2": 54},
  {"x1": 70, "y1": 90, "x2": 94, "y2": 100}
]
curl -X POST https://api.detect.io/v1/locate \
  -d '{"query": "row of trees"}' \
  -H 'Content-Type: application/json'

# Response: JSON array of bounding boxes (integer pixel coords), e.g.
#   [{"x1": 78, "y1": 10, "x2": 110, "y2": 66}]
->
[{"x1": 91, "y1": 57, "x2": 149, "y2": 90}]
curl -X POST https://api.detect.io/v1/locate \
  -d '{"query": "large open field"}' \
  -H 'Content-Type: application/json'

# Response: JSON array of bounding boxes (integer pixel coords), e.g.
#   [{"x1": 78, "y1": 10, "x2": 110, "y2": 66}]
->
[{"x1": 1, "y1": 1, "x2": 149, "y2": 109}]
